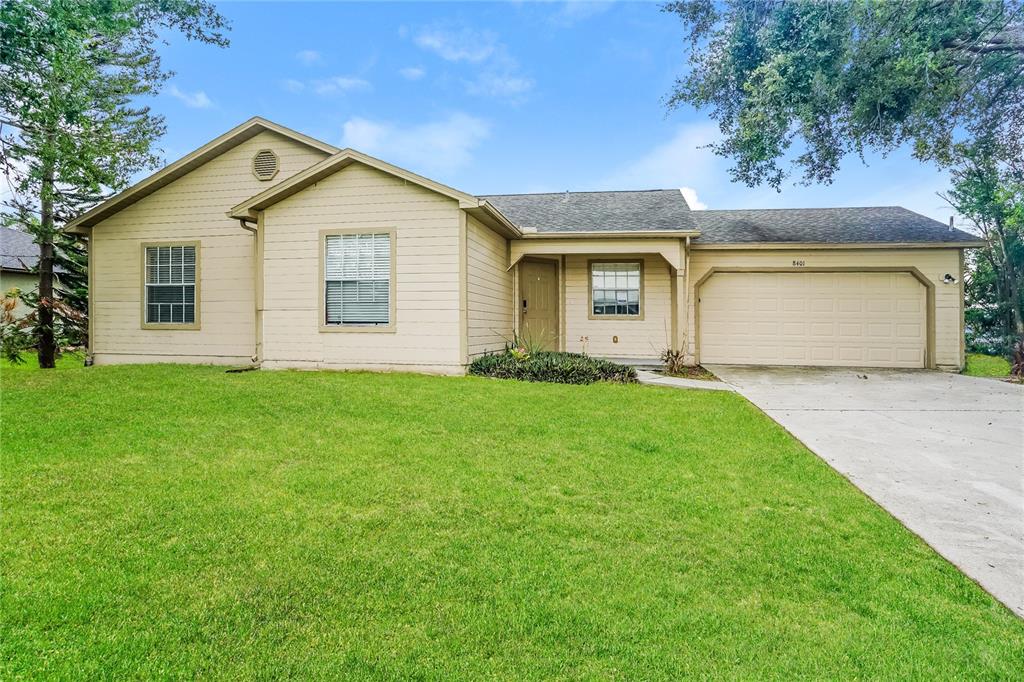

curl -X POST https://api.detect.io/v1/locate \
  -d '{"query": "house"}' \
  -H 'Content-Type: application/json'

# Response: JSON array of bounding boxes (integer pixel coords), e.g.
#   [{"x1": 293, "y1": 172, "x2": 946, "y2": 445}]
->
[
  {"x1": 1, "y1": 226, "x2": 42, "y2": 318},
  {"x1": 65, "y1": 117, "x2": 983, "y2": 373}
]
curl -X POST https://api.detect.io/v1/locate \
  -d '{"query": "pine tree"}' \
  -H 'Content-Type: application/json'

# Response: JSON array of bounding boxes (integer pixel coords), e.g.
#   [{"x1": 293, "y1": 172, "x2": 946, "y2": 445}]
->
[{"x1": 0, "y1": 0, "x2": 229, "y2": 367}]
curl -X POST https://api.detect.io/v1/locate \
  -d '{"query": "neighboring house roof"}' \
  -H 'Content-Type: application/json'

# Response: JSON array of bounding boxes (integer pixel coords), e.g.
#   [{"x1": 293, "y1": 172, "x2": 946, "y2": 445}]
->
[
  {"x1": 65, "y1": 117, "x2": 338, "y2": 232},
  {"x1": 482, "y1": 190, "x2": 697, "y2": 234},
  {"x1": 1, "y1": 226, "x2": 39, "y2": 272},
  {"x1": 690, "y1": 206, "x2": 981, "y2": 245}
]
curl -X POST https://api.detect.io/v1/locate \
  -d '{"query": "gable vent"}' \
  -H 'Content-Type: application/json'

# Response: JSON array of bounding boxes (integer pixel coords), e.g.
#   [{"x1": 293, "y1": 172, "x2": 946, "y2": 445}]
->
[{"x1": 252, "y1": 149, "x2": 279, "y2": 181}]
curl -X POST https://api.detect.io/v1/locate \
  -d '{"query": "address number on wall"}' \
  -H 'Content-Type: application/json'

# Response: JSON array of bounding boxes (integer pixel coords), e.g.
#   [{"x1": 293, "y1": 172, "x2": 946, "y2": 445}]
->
[{"x1": 792, "y1": 260, "x2": 806, "y2": 267}]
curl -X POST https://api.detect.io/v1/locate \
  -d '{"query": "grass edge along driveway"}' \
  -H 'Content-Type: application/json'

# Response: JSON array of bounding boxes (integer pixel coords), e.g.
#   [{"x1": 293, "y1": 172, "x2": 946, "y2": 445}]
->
[{"x1": 2, "y1": 364, "x2": 1022, "y2": 679}]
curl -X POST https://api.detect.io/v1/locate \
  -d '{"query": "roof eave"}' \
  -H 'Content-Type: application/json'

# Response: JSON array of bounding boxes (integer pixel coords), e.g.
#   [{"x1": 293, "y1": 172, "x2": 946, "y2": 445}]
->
[
  {"x1": 516, "y1": 229, "x2": 701, "y2": 240},
  {"x1": 462, "y1": 200, "x2": 522, "y2": 238},
  {"x1": 690, "y1": 240, "x2": 988, "y2": 249}
]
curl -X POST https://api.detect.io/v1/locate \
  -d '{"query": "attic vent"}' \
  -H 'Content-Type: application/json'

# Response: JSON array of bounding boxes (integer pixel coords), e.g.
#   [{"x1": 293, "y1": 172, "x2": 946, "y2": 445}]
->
[{"x1": 252, "y1": 149, "x2": 279, "y2": 181}]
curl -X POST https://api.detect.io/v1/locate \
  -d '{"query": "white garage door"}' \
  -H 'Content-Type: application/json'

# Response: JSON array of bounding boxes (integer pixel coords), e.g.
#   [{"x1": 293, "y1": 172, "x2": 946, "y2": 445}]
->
[{"x1": 699, "y1": 272, "x2": 926, "y2": 368}]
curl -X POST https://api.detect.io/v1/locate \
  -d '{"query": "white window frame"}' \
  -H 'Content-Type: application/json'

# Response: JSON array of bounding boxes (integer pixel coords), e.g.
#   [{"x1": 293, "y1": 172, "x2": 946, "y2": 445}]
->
[
  {"x1": 589, "y1": 260, "x2": 644, "y2": 320},
  {"x1": 319, "y1": 228, "x2": 396, "y2": 333},
  {"x1": 141, "y1": 242, "x2": 200, "y2": 330}
]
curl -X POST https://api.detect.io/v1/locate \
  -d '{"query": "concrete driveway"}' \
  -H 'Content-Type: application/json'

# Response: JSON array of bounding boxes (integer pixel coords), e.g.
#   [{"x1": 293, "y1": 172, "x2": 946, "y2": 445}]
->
[{"x1": 708, "y1": 365, "x2": 1024, "y2": 617}]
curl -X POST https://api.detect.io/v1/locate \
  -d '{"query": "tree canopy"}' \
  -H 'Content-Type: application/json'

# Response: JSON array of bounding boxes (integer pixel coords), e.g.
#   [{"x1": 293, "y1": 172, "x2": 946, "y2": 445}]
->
[{"x1": 663, "y1": 0, "x2": 1024, "y2": 189}]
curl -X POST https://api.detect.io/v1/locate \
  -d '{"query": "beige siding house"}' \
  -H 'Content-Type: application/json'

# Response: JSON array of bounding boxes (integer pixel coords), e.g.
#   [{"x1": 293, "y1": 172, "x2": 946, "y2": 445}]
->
[{"x1": 67, "y1": 117, "x2": 983, "y2": 373}]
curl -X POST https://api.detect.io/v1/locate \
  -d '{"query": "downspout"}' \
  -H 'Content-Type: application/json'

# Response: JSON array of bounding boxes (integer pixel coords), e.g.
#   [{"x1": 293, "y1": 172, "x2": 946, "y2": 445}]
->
[
  {"x1": 236, "y1": 217, "x2": 259, "y2": 364},
  {"x1": 683, "y1": 236, "x2": 692, "y2": 362},
  {"x1": 84, "y1": 226, "x2": 94, "y2": 366}
]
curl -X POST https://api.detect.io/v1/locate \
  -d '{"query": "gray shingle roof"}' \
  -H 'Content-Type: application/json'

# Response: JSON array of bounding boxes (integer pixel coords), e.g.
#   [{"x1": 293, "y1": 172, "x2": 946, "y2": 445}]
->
[
  {"x1": 481, "y1": 191, "x2": 980, "y2": 244},
  {"x1": 691, "y1": 207, "x2": 979, "y2": 244},
  {"x1": 481, "y1": 189, "x2": 696, "y2": 233},
  {"x1": 0, "y1": 227, "x2": 38, "y2": 272}
]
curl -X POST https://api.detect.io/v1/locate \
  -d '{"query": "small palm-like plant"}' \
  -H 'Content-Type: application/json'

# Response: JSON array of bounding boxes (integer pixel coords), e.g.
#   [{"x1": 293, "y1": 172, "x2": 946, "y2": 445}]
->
[{"x1": 660, "y1": 348, "x2": 687, "y2": 375}]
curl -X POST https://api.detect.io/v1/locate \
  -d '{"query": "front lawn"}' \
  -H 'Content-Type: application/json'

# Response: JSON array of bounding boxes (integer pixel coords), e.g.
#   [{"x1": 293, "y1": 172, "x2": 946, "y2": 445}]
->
[
  {"x1": 964, "y1": 352, "x2": 1012, "y2": 378},
  {"x1": 2, "y1": 365, "x2": 1021, "y2": 678}
]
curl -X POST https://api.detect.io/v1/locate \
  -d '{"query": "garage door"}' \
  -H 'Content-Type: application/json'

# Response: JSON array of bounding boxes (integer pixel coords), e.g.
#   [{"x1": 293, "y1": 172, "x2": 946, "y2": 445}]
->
[{"x1": 698, "y1": 272, "x2": 926, "y2": 368}]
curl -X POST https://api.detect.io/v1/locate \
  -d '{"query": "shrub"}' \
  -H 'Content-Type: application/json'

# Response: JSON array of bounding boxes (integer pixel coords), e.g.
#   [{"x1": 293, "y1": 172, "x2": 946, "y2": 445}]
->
[{"x1": 469, "y1": 350, "x2": 637, "y2": 385}]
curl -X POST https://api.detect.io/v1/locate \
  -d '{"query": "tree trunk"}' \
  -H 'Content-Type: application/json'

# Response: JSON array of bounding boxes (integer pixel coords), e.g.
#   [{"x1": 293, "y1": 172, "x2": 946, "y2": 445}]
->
[
  {"x1": 996, "y1": 229, "x2": 1024, "y2": 336},
  {"x1": 37, "y1": 160, "x2": 56, "y2": 369}
]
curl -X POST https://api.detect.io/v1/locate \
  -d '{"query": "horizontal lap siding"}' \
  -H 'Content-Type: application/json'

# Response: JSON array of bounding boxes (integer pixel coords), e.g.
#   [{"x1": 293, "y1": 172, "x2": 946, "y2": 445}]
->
[
  {"x1": 466, "y1": 216, "x2": 512, "y2": 358},
  {"x1": 261, "y1": 163, "x2": 463, "y2": 373},
  {"x1": 688, "y1": 248, "x2": 964, "y2": 369},
  {"x1": 564, "y1": 254, "x2": 671, "y2": 359},
  {"x1": 91, "y1": 131, "x2": 328, "y2": 365}
]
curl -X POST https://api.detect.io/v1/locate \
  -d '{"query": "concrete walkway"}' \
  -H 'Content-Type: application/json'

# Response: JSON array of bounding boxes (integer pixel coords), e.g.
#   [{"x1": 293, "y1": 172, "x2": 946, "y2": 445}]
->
[
  {"x1": 708, "y1": 365, "x2": 1024, "y2": 618},
  {"x1": 636, "y1": 370, "x2": 735, "y2": 392}
]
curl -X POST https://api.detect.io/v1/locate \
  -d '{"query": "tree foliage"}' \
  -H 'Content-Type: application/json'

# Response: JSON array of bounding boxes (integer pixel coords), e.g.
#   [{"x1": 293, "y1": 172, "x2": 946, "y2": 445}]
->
[
  {"x1": 0, "y1": 0, "x2": 228, "y2": 367},
  {"x1": 663, "y1": 0, "x2": 1024, "y2": 188}
]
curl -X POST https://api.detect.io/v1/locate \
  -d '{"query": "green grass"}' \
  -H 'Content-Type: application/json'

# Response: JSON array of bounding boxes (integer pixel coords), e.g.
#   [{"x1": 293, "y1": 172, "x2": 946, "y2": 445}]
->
[
  {"x1": 964, "y1": 352, "x2": 1012, "y2": 378},
  {"x1": 2, "y1": 366, "x2": 1021, "y2": 678}
]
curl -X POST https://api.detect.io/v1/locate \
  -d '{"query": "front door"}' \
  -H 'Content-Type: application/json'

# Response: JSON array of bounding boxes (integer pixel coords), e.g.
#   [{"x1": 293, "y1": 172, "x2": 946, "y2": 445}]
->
[{"x1": 519, "y1": 259, "x2": 559, "y2": 350}]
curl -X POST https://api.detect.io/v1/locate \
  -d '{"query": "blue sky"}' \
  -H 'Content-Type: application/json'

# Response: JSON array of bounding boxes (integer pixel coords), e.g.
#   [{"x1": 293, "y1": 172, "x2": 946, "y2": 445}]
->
[{"x1": 152, "y1": 0, "x2": 957, "y2": 222}]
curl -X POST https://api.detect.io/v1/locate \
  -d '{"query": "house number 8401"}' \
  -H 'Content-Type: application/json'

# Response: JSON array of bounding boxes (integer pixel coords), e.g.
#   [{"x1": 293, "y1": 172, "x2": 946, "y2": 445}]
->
[{"x1": 792, "y1": 260, "x2": 806, "y2": 267}]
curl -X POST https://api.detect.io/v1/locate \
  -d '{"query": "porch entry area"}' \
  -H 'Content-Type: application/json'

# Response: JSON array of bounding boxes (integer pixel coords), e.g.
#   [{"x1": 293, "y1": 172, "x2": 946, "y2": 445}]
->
[{"x1": 510, "y1": 245, "x2": 686, "y2": 361}]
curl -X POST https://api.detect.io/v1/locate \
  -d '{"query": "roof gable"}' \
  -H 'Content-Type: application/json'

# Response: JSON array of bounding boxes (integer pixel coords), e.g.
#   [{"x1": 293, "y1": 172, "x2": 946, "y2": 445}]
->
[
  {"x1": 65, "y1": 117, "x2": 338, "y2": 232},
  {"x1": 228, "y1": 148, "x2": 480, "y2": 221}
]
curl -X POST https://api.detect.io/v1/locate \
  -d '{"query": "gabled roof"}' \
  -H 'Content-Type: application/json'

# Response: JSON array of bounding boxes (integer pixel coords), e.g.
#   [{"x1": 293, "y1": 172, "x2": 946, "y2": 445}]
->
[
  {"x1": 482, "y1": 189, "x2": 696, "y2": 234},
  {"x1": 1, "y1": 226, "x2": 38, "y2": 272},
  {"x1": 227, "y1": 148, "x2": 521, "y2": 237},
  {"x1": 65, "y1": 117, "x2": 338, "y2": 232},
  {"x1": 690, "y1": 206, "x2": 983, "y2": 245}
]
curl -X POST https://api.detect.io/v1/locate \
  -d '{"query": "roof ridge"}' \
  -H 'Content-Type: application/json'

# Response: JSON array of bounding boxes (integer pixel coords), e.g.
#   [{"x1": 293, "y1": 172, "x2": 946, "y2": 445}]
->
[
  {"x1": 700, "y1": 205, "x2": 908, "y2": 213},
  {"x1": 482, "y1": 189, "x2": 680, "y2": 197}
]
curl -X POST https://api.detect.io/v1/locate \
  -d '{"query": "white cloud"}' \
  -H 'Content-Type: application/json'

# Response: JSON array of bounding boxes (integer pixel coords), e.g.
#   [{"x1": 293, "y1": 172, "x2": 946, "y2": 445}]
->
[
  {"x1": 312, "y1": 76, "x2": 371, "y2": 95},
  {"x1": 414, "y1": 25, "x2": 497, "y2": 63},
  {"x1": 600, "y1": 122, "x2": 722, "y2": 192},
  {"x1": 467, "y1": 72, "x2": 534, "y2": 98},
  {"x1": 399, "y1": 66, "x2": 426, "y2": 80},
  {"x1": 411, "y1": 23, "x2": 533, "y2": 99},
  {"x1": 168, "y1": 85, "x2": 213, "y2": 109},
  {"x1": 679, "y1": 187, "x2": 707, "y2": 210},
  {"x1": 296, "y1": 50, "x2": 322, "y2": 66},
  {"x1": 341, "y1": 113, "x2": 491, "y2": 175},
  {"x1": 281, "y1": 79, "x2": 305, "y2": 93},
  {"x1": 550, "y1": 1, "x2": 616, "y2": 27}
]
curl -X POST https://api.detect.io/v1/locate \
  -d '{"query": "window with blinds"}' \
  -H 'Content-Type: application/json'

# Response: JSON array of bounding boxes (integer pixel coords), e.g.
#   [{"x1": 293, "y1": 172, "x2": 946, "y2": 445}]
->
[
  {"x1": 324, "y1": 233, "x2": 391, "y2": 325},
  {"x1": 591, "y1": 262, "x2": 641, "y2": 316},
  {"x1": 145, "y1": 245, "x2": 197, "y2": 324}
]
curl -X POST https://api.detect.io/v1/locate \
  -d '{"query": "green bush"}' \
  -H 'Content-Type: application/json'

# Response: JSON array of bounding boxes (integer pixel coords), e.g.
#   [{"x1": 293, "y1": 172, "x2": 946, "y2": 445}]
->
[{"x1": 469, "y1": 351, "x2": 637, "y2": 385}]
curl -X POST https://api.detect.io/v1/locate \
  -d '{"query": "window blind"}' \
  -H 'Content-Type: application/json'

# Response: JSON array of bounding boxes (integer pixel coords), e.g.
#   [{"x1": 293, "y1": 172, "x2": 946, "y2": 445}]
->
[
  {"x1": 145, "y1": 245, "x2": 196, "y2": 324},
  {"x1": 324, "y1": 233, "x2": 391, "y2": 325}
]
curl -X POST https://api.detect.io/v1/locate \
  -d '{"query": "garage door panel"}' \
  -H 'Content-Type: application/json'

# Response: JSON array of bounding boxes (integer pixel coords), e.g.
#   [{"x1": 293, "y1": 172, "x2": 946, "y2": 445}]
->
[{"x1": 699, "y1": 272, "x2": 926, "y2": 368}]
